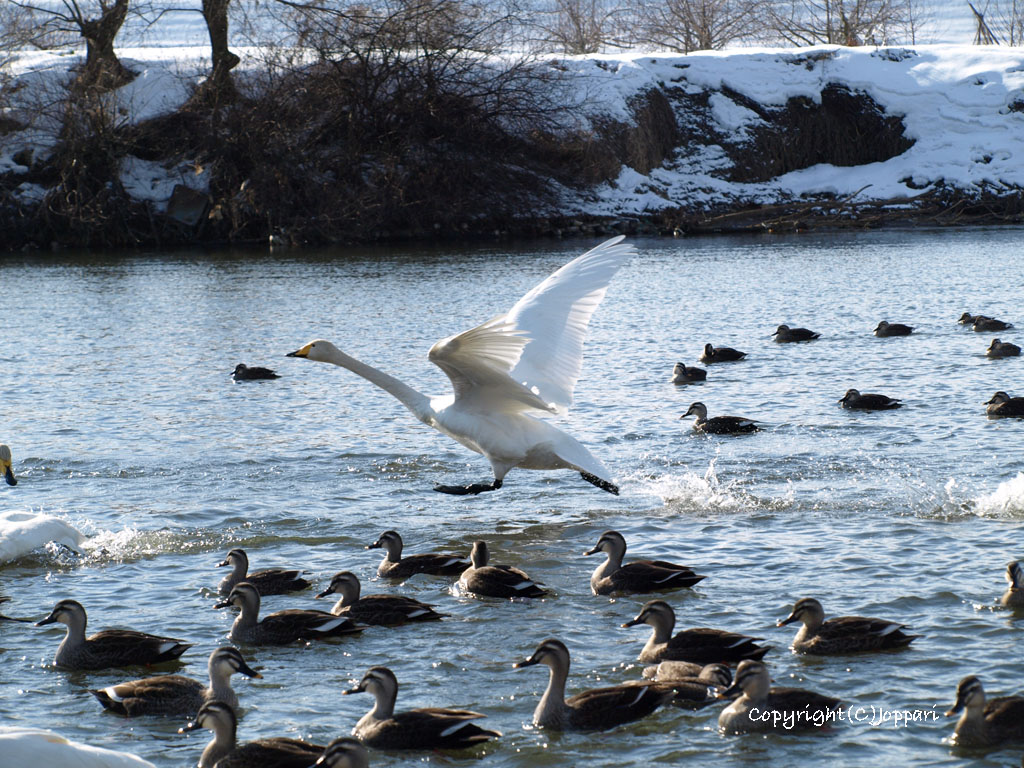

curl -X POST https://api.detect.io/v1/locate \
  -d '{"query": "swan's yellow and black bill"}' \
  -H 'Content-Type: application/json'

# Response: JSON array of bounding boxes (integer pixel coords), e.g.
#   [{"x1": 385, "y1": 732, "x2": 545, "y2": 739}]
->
[{"x1": 286, "y1": 344, "x2": 312, "y2": 358}]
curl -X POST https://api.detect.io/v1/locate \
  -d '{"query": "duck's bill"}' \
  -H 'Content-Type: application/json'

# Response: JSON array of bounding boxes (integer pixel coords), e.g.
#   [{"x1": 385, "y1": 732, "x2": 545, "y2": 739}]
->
[
  {"x1": 777, "y1": 612, "x2": 799, "y2": 627},
  {"x1": 621, "y1": 616, "x2": 644, "y2": 628},
  {"x1": 342, "y1": 684, "x2": 366, "y2": 695},
  {"x1": 178, "y1": 719, "x2": 203, "y2": 734},
  {"x1": 582, "y1": 546, "x2": 600, "y2": 556},
  {"x1": 35, "y1": 613, "x2": 58, "y2": 626},
  {"x1": 718, "y1": 682, "x2": 742, "y2": 699},
  {"x1": 513, "y1": 656, "x2": 540, "y2": 669},
  {"x1": 213, "y1": 599, "x2": 232, "y2": 610},
  {"x1": 314, "y1": 588, "x2": 333, "y2": 599}
]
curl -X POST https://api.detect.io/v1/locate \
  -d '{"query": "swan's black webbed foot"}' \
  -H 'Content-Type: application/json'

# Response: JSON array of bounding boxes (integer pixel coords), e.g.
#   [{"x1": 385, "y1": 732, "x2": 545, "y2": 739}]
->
[
  {"x1": 434, "y1": 478, "x2": 503, "y2": 495},
  {"x1": 581, "y1": 472, "x2": 619, "y2": 495}
]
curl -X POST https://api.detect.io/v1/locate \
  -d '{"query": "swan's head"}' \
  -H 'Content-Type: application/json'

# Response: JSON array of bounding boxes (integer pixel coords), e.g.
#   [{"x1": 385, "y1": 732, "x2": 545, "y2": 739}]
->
[
  {"x1": 0, "y1": 445, "x2": 15, "y2": 486},
  {"x1": 286, "y1": 339, "x2": 338, "y2": 362}
]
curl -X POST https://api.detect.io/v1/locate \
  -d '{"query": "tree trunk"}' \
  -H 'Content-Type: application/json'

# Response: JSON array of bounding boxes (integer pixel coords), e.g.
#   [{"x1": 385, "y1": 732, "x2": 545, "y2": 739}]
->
[
  {"x1": 78, "y1": 0, "x2": 134, "y2": 91},
  {"x1": 196, "y1": 0, "x2": 240, "y2": 104}
]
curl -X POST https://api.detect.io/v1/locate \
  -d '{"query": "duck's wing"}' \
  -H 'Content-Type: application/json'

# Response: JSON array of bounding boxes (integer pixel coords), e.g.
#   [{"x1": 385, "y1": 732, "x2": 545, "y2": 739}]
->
[
  {"x1": 91, "y1": 674, "x2": 203, "y2": 716},
  {"x1": 88, "y1": 630, "x2": 191, "y2": 664},
  {"x1": 664, "y1": 628, "x2": 769, "y2": 663},
  {"x1": 818, "y1": 616, "x2": 915, "y2": 645},
  {"x1": 428, "y1": 315, "x2": 554, "y2": 412},
  {"x1": 506, "y1": 236, "x2": 635, "y2": 414},
  {"x1": 216, "y1": 738, "x2": 324, "y2": 768},
  {"x1": 566, "y1": 682, "x2": 673, "y2": 729}
]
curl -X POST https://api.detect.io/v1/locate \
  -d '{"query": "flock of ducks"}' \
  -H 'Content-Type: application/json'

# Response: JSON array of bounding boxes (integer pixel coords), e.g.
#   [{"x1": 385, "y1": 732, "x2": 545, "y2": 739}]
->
[
  {"x1": 672, "y1": 311, "x2": 1022, "y2": 433},
  {"x1": 3, "y1": 524, "x2": 1024, "y2": 765},
  {"x1": 3, "y1": 238, "x2": 1023, "y2": 767}
]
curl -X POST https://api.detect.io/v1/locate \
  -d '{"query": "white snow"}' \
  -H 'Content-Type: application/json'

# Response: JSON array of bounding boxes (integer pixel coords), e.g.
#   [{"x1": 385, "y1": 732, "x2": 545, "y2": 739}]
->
[{"x1": 3, "y1": 17, "x2": 1024, "y2": 216}]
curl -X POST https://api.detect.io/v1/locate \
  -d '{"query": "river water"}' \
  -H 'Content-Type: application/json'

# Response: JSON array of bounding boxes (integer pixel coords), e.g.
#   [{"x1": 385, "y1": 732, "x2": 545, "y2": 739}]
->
[{"x1": 1, "y1": 228, "x2": 1023, "y2": 767}]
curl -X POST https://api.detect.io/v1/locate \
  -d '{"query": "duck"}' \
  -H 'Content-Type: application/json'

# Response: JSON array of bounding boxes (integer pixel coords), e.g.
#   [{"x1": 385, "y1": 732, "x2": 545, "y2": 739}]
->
[
  {"x1": 344, "y1": 666, "x2": 500, "y2": 749},
  {"x1": 838, "y1": 389, "x2": 902, "y2": 410},
  {"x1": 0, "y1": 444, "x2": 16, "y2": 486},
  {"x1": 718, "y1": 659, "x2": 840, "y2": 733},
  {"x1": 179, "y1": 700, "x2": 324, "y2": 768},
  {"x1": 699, "y1": 343, "x2": 746, "y2": 363},
  {"x1": 0, "y1": 510, "x2": 82, "y2": 564},
  {"x1": 681, "y1": 402, "x2": 758, "y2": 434},
  {"x1": 514, "y1": 638, "x2": 674, "y2": 730},
  {"x1": 986, "y1": 391, "x2": 1024, "y2": 417},
  {"x1": 987, "y1": 339, "x2": 1021, "y2": 358},
  {"x1": 772, "y1": 324, "x2": 819, "y2": 342},
  {"x1": 315, "y1": 571, "x2": 445, "y2": 625},
  {"x1": 777, "y1": 597, "x2": 918, "y2": 654},
  {"x1": 287, "y1": 237, "x2": 636, "y2": 496},
  {"x1": 457, "y1": 540, "x2": 546, "y2": 598},
  {"x1": 671, "y1": 362, "x2": 707, "y2": 383},
  {"x1": 0, "y1": 727, "x2": 156, "y2": 767},
  {"x1": 1000, "y1": 561, "x2": 1024, "y2": 608},
  {"x1": 36, "y1": 599, "x2": 191, "y2": 670},
  {"x1": 622, "y1": 599, "x2": 770, "y2": 664},
  {"x1": 973, "y1": 316, "x2": 1013, "y2": 332},
  {"x1": 367, "y1": 530, "x2": 469, "y2": 579},
  {"x1": 232, "y1": 364, "x2": 280, "y2": 381},
  {"x1": 214, "y1": 582, "x2": 364, "y2": 645},
  {"x1": 90, "y1": 646, "x2": 261, "y2": 716},
  {"x1": 217, "y1": 548, "x2": 310, "y2": 596},
  {"x1": 583, "y1": 530, "x2": 705, "y2": 595},
  {"x1": 945, "y1": 675, "x2": 1024, "y2": 747},
  {"x1": 959, "y1": 312, "x2": 978, "y2": 325},
  {"x1": 639, "y1": 662, "x2": 732, "y2": 709},
  {"x1": 310, "y1": 738, "x2": 369, "y2": 768},
  {"x1": 874, "y1": 321, "x2": 913, "y2": 337}
]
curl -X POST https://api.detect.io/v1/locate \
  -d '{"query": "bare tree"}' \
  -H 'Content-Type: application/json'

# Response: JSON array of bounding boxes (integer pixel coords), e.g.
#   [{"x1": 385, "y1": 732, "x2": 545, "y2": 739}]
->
[
  {"x1": 769, "y1": 0, "x2": 915, "y2": 45},
  {"x1": 637, "y1": 0, "x2": 765, "y2": 52},
  {"x1": 193, "y1": 0, "x2": 240, "y2": 102},
  {"x1": 14, "y1": 0, "x2": 135, "y2": 90},
  {"x1": 991, "y1": 0, "x2": 1024, "y2": 44},
  {"x1": 534, "y1": 0, "x2": 625, "y2": 53}
]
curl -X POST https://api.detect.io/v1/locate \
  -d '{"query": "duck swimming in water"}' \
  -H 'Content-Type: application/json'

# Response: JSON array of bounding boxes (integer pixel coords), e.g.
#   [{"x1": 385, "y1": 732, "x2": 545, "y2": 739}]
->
[
  {"x1": 874, "y1": 321, "x2": 913, "y2": 337},
  {"x1": 838, "y1": 389, "x2": 902, "y2": 411},
  {"x1": 699, "y1": 343, "x2": 746, "y2": 363},
  {"x1": 681, "y1": 402, "x2": 759, "y2": 434},
  {"x1": 986, "y1": 391, "x2": 1024, "y2": 417},
  {"x1": 231, "y1": 364, "x2": 279, "y2": 381},
  {"x1": 671, "y1": 362, "x2": 707, "y2": 383},
  {"x1": 987, "y1": 339, "x2": 1021, "y2": 358},
  {"x1": 772, "y1": 324, "x2": 819, "y2": 342}
]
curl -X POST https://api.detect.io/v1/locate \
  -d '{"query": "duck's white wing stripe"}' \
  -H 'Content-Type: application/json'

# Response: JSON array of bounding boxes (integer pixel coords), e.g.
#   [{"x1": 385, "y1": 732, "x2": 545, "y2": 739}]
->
[{"x1": 507, "y1": 236, "x2": 635, "y2": 414}]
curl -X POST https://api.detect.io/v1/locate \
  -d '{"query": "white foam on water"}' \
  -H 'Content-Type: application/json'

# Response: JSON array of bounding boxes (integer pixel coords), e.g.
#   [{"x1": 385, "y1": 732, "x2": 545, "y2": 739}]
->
[{"x1": 973, "y1": 472, "x2": 1024, "y2": 517}]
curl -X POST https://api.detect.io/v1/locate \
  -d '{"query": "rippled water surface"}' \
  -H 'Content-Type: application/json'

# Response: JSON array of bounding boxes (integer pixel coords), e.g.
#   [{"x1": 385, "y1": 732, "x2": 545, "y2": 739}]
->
[{"x1": 2, "y1": 228, "x2": 1024, "y2": 767}]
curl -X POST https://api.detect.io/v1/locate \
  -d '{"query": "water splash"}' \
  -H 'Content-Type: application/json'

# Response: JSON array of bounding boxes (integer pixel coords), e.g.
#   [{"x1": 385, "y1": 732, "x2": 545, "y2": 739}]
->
[
  {"x1": 973, "y1": 473, "x2": 1024, "y2": 517},
  {"x1": 632, "y1": 458, "x2": 752, "y2": 512}
]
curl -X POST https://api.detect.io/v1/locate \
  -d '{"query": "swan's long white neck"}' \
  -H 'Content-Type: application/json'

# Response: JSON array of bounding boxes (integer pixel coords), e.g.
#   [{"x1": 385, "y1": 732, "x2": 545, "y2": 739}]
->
[{"x1": 318, "y1": 345, "x2": 434, "y2": 424}]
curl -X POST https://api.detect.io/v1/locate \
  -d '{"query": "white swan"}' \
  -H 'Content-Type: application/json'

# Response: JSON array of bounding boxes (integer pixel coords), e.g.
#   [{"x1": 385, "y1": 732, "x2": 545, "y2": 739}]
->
[
  {"x1": 0, "y1": 510, "x2": 83, "y2": 563},
  {"x1": 287, "y1": 236, "x2": 635, "y2": 495},
  {"x1": 0, "y1": 728, "x2": 155, "y2": 767}
]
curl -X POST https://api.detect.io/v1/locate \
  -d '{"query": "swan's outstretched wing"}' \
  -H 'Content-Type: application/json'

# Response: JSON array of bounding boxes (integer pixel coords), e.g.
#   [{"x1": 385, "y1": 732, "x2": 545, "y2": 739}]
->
[
  {"x1": 428, "y1": 316, "x2": 555, "y2": 412},
  {"x1": 507, "y1": 236, "x2": 635, "y2": 414}
]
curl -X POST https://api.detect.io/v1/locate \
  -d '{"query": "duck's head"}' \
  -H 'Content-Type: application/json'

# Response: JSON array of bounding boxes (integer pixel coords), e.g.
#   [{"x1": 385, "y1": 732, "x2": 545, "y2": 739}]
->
[
  {"x1": 719, "y1": 660, "x2": 770, "y2": 699},
  {"x1": 218, "y1": 548, "x2": 248, "y2": 571},
  {"x1": 622, "y1": 599, "x2": 675, "y2": 632},
  {"x1": 699, "y1": 663, "x2": 733, "y2": 688},
  {"x1": 514, "y1": 638, "x2": 570, "y2": 671},
  {"x1": 986, "y1": 391, "x2": 1011, "y2": 405},
  {"x1": 179, "y1": 700, "x2": 237, "y2": 736},
  {"x1": 0, "y1": 445, "x2": 16, "y2": 486},
  {"x1": 345, "y1": 666, "x2": 398, "y2": 700},
  {"x1": 946, "y1": 675, "x2": 985, "y2": 716},
  {"x1": 469, "y1": 540, "x2": 489, "y2": 568},
  {"x1": 209, "y1": 646, "x2": 262, "y2": 680},
  {"x1": 583, "y1": 530, "x2": 626, "y2": 558},
  {"x1": 681, "y1": 402, "x2": 708, "y2": 420},
  {"x1": 214, "y1": 582, "x2": 260, "y2": 612},
  {"x1": 314, "y1": 737, "x2": 370, "y2": 768},
  {"x1": 772, "y1": 324, "x2": 791, "y2": 336},
  {"x1": 1006, "y1": 561, "x2": 1023, "y2": 589},
  {"x1": 316, "y1": 571, "x2": 360, "y2": 602},
  {"x1": 778, "y1": 597, "x2": 825, "y2": 628},
  {"x1": 875, "y1": 321, "x2": 889, "y2": 332},
  {"x1": 366, "y1": 530, "x2": 402, "y2": 554},
  {"x1": 36, "y1": 598, "x2": 86, "y2": 628},
  {"x1": 839, "y1": 389, "x2": 860, "y2": 404},
  {"x1": 959, "y1": 312, "x2": 975, "y2": 324},
  {"x1": 286, "y1": 339, "x2": 337, "y2": 362},
  {"x1": 703, "y1": 343, "x2": 715, "y2": 355}
]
